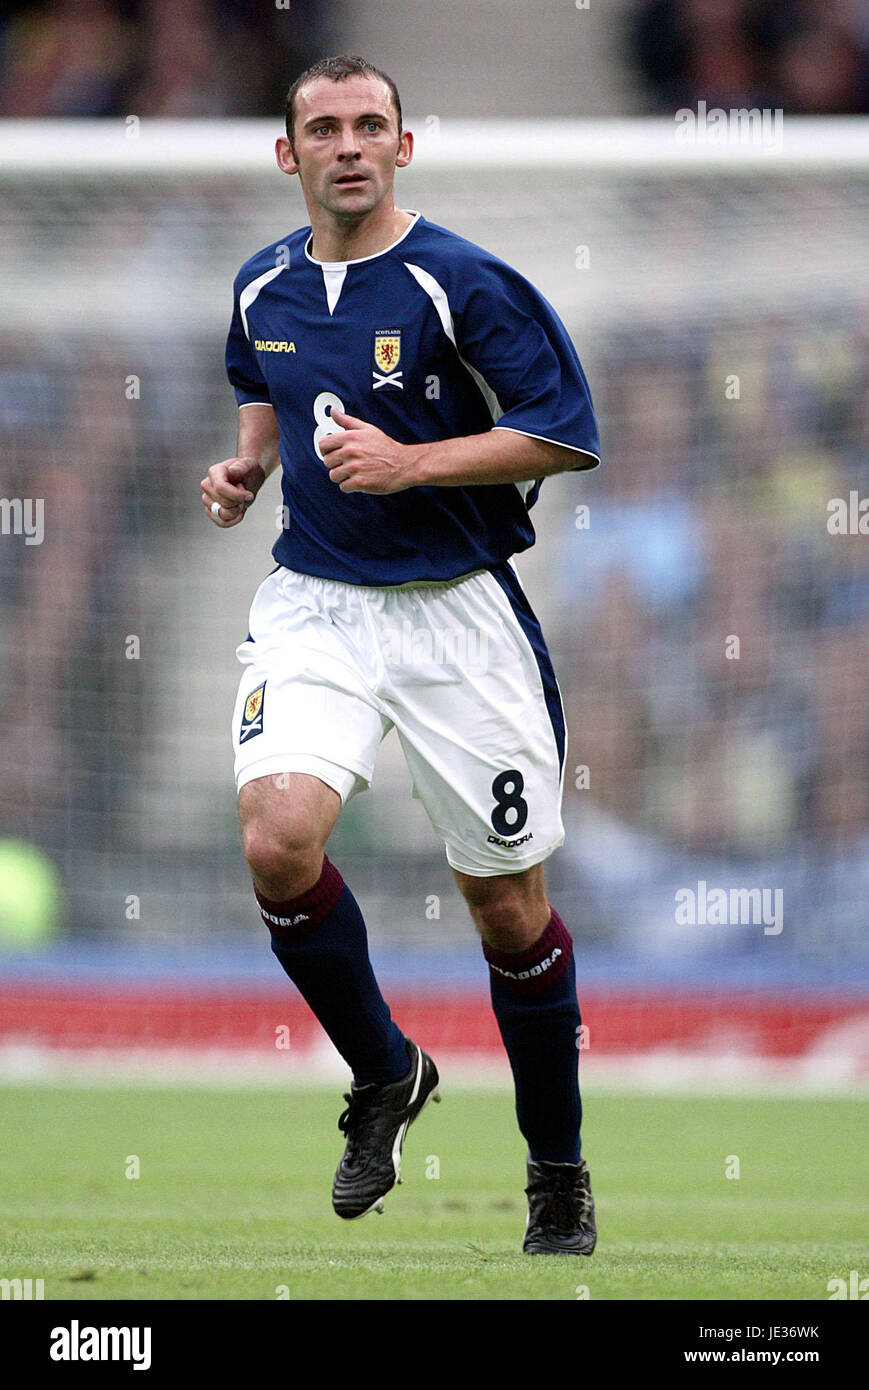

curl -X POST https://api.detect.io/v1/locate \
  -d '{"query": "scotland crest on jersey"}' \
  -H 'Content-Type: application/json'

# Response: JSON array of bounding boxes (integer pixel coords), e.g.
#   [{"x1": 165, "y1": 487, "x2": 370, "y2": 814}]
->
[{"x1": 372, "y1": 329, "x2": 402, "y2": 391}]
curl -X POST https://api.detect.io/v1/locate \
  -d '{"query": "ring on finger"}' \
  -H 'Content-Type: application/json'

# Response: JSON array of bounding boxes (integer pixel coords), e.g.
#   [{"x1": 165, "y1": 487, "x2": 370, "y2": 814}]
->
[{"x1": 211, "y1": 501, "x2": 222, "y2": 518}]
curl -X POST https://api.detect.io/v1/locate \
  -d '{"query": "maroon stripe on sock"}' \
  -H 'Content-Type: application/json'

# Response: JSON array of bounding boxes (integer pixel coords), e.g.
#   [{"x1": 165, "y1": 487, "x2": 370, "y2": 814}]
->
[
  {"x1": 254, "y1": 856, "x2": 344, "y2": 936},
  {"x1": 482, "y1": 908, "x2": 573, "y2": 995}
]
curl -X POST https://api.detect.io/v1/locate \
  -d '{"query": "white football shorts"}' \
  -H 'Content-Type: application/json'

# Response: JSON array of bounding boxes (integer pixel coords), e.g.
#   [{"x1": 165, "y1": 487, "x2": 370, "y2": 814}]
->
[{"x1": 231, "y1": 564, "x2": 567, "y2": 876}]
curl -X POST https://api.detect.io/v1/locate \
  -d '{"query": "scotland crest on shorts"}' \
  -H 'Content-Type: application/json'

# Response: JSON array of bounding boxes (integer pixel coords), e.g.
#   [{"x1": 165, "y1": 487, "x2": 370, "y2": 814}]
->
[
  {"x1": 372, "y1": 329, "x2": 403, "y2": 390},
  {"x1": 239, "y1": 681, "x2": 265, "y2": 742}
]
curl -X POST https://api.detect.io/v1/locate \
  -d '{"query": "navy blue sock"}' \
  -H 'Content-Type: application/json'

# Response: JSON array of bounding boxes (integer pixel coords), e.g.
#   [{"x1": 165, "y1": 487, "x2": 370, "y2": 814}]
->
[
  {"x1": 484, "y1": 909, "x2": 583, "y2": 1164},
  {"x1": 255, "y1": 858, "x2": 409, "y2": 1087}
]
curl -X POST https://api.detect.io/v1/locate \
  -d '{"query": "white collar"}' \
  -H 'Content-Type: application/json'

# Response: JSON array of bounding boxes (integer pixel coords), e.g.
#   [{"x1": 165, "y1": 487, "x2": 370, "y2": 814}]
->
[{"x1": 305, "y1": 211, "x2": 421, "y2": 269}]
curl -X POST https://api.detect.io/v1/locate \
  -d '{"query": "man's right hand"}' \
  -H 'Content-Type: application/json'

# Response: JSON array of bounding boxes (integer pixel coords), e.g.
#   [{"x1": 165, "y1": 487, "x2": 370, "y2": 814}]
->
[{"x1": 200, "y1": 457, "x2": 266, "y2": 528}]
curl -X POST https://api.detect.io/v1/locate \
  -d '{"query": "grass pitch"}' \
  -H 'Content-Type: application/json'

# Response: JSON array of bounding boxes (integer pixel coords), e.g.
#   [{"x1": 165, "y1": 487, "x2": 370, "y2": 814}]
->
[{"x1": 1, "y1": 1083, "x2": 866, "y2": 1300}]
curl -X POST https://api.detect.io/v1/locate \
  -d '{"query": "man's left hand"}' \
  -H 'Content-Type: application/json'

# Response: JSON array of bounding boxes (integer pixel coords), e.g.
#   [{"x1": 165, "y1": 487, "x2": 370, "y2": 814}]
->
[{"x1": 319, "y1": 410, "x2": 415, "y2": 494}]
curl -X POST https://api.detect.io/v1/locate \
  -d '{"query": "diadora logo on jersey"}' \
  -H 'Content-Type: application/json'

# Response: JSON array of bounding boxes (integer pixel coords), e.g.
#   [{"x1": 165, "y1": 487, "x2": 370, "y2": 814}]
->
[
  {"x1": 372, "y1": 329, "x2": 403, "y2": 390},
  {"x1": 239, "y1": 681, "x2": 265, "y2": 742},
  {"x1": 254, "y1": 340, "x2": 296, "y2": 353},
  {"x1": 487, "y1": 831, "x2": 534, "y2": 849}
]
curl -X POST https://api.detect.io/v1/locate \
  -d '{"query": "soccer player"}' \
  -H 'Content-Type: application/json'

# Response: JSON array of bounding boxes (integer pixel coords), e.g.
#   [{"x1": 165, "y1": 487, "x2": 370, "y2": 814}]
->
[{"x1": 201, "y1": 55, "x2": 600, "y2": 1255}]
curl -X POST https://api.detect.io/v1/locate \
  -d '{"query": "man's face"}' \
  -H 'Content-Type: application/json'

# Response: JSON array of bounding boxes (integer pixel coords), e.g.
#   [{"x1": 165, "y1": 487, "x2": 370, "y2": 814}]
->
[{"x1": 279, "y1": 74, "x2": 411, "y2": 221}]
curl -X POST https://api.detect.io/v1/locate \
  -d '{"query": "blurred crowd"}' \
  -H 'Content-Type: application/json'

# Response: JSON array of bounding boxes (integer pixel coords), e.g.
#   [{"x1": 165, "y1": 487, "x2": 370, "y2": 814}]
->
[
  {"x1": 628, "y1": 0, "x2": 869, "y2": 115},
  {"x1": 0, "y1": 334, "x2": 220, "y2": 847},
  {"x1": 551, "y1": 310, "x2": 869, "y2": 858},
  {"x1": 0, "y1": 0, "x2": 867, "y2": 118},
  {"x1": 0, "y1": 0, "x2": 337, "y2": 118}
]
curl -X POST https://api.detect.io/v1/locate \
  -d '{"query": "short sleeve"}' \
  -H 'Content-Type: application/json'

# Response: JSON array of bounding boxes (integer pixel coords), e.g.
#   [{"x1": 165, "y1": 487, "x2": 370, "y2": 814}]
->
[
  {"x1": 452, "y1": 256, "x2": 600, "y2": 469},
  {"x1": 225, "y1": 277, "x2": 272, "y2": 407}
]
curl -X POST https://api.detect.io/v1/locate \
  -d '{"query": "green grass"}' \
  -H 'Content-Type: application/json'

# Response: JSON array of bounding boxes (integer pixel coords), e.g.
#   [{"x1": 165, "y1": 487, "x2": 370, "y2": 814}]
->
[{"x1": 0, "y1": 1084, "x2": 867, "y2": 1300}]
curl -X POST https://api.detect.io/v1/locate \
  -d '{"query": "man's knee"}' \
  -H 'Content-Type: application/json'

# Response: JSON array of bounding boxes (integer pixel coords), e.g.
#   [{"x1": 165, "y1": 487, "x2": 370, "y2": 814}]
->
[
  {"x1": 241, "y1": 818, "x2": 323, "y2": 898},
  {"x1": 239, "y1": 774, "x2": 339, "y2": 900},
  {"x1": 455, "y1": 868, "x2": 550, "y2": 953}
]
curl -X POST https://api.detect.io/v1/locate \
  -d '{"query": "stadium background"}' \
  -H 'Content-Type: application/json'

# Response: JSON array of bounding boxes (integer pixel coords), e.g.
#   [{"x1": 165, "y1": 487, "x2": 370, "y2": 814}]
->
[{"x1": 0, "y1": 0, "x2": 867, "y2": 1090}]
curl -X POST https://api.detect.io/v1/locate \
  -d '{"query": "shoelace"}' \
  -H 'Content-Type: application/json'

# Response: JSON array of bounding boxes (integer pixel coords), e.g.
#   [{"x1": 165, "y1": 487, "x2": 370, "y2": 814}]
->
[
  {"x1": 538, "y1": 1171, "x2": 592, "y2": 1233},
  {"x1": 337, "y1": 1089, "x2": 379, "y2": 1162}
]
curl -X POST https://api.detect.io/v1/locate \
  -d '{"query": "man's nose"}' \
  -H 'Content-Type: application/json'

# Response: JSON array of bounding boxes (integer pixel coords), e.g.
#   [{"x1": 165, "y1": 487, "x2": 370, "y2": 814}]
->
[{"x1": 336, "y1": 128, "x2": 362, "y2": 159}]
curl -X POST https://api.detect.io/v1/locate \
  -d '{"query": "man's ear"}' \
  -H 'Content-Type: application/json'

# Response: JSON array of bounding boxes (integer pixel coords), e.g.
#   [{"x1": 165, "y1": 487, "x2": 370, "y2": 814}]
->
[
  {"x1": 395, "y1": 129, "x2": 414, "y2": 170},
  {"x1": 276, "y1": 136, "x2": 299, "y2": 176}
]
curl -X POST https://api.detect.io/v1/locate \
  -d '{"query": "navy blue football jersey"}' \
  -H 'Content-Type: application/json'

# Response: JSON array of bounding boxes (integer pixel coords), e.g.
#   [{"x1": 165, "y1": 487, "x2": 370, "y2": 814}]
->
[{"x1": 225, "y1": 212, "x2": 599, "y2": 585}]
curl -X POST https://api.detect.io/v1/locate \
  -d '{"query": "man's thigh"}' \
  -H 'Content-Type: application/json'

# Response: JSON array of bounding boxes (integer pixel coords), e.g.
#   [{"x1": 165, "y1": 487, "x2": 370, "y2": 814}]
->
[{"x1": 238, "y1": 770, "x2": 342, "y2": 848}]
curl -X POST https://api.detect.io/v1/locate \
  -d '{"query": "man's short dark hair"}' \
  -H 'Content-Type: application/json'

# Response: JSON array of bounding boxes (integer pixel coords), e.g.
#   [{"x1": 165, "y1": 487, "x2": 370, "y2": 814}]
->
[{"x1": 285, "y1": 55, "x2": 403, "y2": 154}]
